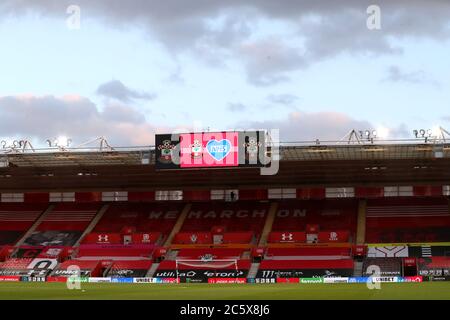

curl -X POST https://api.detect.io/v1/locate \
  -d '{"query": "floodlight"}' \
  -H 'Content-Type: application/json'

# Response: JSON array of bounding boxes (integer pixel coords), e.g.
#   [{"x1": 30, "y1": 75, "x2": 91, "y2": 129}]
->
[
  {"x1": 376, "y1": 127, "x2": 389, "y2": 139},
  {"x1": 431, "y1": 126, "x2": 441, "y2": 138},
  {"x1": 56, "y1": 136, "x2": 71, "y2": 147}
]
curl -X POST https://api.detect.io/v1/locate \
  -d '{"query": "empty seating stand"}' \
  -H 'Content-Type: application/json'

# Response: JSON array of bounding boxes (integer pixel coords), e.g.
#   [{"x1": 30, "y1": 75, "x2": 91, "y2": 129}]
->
[
  {"x1": 92, "y1": 203, "x2": 182, "y2": 244},
  {"x1": 272, "y1": 199, "x2": 358, "y2": 233},
  {"x1": 0, "y1": 203, "x2": 47, "y2": 245},
  {"x1": 22, "y1": 203, "x2": 100, "y2": 247},
  {"x1": 181, "y1": 202, "x2": 269, "y2": 235},
  {"x1": 76, "y1": 244, "x2": 155, "y2": 260},
  {"x1": 366, "y1": 198, "x2": 450, "y2": 243},
  {"x1": 93, "y1": 203, "x2": 182, "y2": 233}
]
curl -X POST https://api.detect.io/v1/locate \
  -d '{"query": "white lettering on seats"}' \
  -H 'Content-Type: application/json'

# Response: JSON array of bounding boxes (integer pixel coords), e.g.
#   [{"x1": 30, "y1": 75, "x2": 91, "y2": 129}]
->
[
  {"x1": 277, "y1": 209, "x2": 289, "y2": 217},
  {"x1": 293, "y1": 209, "x2": 306, "y2": 217},
  {"x1": 220, "y1": 210, "x2": 233, "y2": 218},
  {"x1": 235, "y1": 210, "x2": 249, "y2": 218},
  {"x1": 203, "y1": 211, "x2": 216, "y2": 218},
  {"x1": 187, "y1": 211, "x2": 202, "y2": 218},
  {"x1": 187, "y1": 209, "x2": 267, "y2": 218},
  {"x1": 253, "y1": 210, "x2": 266, "y2": 218},
  {"x1": 148, "y1": 211, "x2": 178, "y2": 219}
]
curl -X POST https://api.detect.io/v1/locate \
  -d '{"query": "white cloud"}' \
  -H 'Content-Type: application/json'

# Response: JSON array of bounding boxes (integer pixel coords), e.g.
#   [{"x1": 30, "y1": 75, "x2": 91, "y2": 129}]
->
[
  {"x1": 236, "y1": 110, "x2": 372, "y2": 141},
  {"x1": 0, "y1": 95, "x2": 165, "y2": 146},
  {"x1": 383, "y1": 66, "x2": 439, "y2": 86},
  {"x1": 2, "y1": 1, "x2": 449, "y2": 85},
  {"x1": 96, "y1": 80, "x2": 156, "y2": 103}
]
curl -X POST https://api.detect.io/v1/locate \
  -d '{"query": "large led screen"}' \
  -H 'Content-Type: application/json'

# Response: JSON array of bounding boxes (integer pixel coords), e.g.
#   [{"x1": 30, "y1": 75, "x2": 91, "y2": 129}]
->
[{"x1": 155, "y1": 131, "x2": 266, "y2": 170}]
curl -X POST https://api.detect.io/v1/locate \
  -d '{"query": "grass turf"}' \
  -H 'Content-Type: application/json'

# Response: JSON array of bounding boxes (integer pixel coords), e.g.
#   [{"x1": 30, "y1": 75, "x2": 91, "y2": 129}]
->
[{"x1": 0, "y1": 282, "x2": 449, "y2": 300}]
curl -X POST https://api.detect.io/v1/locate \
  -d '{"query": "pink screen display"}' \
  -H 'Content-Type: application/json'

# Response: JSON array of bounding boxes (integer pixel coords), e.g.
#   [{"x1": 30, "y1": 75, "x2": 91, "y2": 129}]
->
[{"x1": 179, "y1": 132, "x2": 239, "y2": 168}]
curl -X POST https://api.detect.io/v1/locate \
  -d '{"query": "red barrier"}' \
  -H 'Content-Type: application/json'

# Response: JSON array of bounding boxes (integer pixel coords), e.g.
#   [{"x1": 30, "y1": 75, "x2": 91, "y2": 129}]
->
[
  {"x1": 110, "y1": 260, "x2": 152, "y2": 270},
  {"x1": 353, "y1": 245, "x2": 367, "y2": 257},
  {"x1": 222, "y1": 232, "x2": 253, "y2": 244},
  {"x1": 82, "y1": 233, "x2": 122, "y2": 244},
  {"x1": 77, "y1": 244, "x2": 154, "y2": 257},
  {"x1": 318, "y1": 231, "x2": 349, "y2": 243},
  {"x1": 268, "y1": 232, "x2": 306, "y2": 243},
  {"x1": 177, "y1": 248, "x2": 246, "y2": 260},
  {"x1": 173, "y1": 232, "x2": 212, "y2": 244},
  {"x1": 403, "y1": 257, "x2": 417, "y2": 267},
  {"x1": 259, "y1": 259, "x2": 354, "y2": 270},
  {"x1": 131, "y1": 232, "x2": 161, "y2": 244},
  {"x1": 267, "y1": 247, "x2": 351, "y2": 258}
]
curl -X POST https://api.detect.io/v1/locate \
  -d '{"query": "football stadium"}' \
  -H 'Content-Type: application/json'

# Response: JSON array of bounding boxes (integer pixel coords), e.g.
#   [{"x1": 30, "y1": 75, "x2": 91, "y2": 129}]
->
[
  {"x1": 0, "y1": 130, "x2": 450, "y2": 300},
  {"x1": 1, "y1": 1, "x2": 450, "y2": 308}
]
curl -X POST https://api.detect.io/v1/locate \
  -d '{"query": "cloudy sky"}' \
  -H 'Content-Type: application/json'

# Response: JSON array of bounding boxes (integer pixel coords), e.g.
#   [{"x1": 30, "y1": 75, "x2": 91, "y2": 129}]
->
[{"x1": 0, "y1": 0, "x2": 449, "y2": 147}]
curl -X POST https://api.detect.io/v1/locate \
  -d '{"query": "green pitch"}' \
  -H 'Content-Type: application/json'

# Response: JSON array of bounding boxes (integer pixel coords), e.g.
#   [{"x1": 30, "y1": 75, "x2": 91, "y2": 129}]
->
[{"x1": 0, "y1": 282, "x2": 449, "y2": 300}]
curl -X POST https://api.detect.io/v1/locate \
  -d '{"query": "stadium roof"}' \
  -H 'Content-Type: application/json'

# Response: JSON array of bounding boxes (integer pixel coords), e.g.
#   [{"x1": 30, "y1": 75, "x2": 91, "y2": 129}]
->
[
  {"x1": 1, "y1": 140, "x2": 449, "y2": 168},
  {"x1": 2, "y1": 138, "x2": 450, "y2": 192}
]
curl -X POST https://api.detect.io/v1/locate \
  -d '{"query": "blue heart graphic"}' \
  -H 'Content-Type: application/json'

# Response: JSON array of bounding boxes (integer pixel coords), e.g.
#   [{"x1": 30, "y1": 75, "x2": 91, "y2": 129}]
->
[{"x1": 206, "y1": 139, "x2": 232, "y2": 161}]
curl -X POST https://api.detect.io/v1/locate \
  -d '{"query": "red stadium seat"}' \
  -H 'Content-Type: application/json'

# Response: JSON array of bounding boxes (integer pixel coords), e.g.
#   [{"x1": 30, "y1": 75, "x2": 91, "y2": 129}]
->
[{"x1": 366, "y1": 197, "x2": 450, "y2": 243}]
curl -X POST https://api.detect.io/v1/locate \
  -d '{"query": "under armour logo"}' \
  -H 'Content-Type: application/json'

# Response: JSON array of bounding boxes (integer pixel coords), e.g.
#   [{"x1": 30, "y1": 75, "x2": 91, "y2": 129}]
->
[
  {"x1": 281, "y1": 233, "x2": 293, "y2": 241},
  {"x1": 98, "y1": 234, "x2": 109, "y2": 242}
]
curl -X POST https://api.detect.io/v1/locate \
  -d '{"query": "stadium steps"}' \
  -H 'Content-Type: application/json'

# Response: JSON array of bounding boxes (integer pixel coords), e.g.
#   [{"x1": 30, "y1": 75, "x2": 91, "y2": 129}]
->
[
  {"x1": 247, "y1": 262, "x2": 260, "y2": 279},
  {"x1": 257, "y1": 202, "x2": 278, "y2": 246},
  {"x1": 73, "y1": 203, "x2": 110, "y2": 247},
  {"x1": 163, "y1": 203, "x2": 192, "y2": 247},
  {"x1": 146, "y1": 262, "x2": 160, "y2": 278},
  {"x1": 353, "y1": 261, "x2": 363, "y2": 277},
  {"x1": 356, "y1": 199, "x2": 367, "y2": 245},
  {"x1": 102, "y1": 263, "x2": 113, "y2": 277},
  {"x1": 165, "y1": 250, "x2": 179, "y2": 260},
  {"x1": 14, "y1": 203, "x2": 56, "y2": 248}
]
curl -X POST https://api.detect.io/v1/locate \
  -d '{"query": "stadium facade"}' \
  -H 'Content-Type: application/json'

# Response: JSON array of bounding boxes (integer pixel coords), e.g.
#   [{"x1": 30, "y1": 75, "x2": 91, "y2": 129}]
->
[{"x1": 0, "y1": 135, "x2": 449, "y2": 283}]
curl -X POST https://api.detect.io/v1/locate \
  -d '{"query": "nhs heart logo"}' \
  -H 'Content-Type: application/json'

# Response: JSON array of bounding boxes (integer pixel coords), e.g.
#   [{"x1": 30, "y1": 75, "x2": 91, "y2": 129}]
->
[{"x1": 206, "y1": 139, "x2": 232, "y2": 161}]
